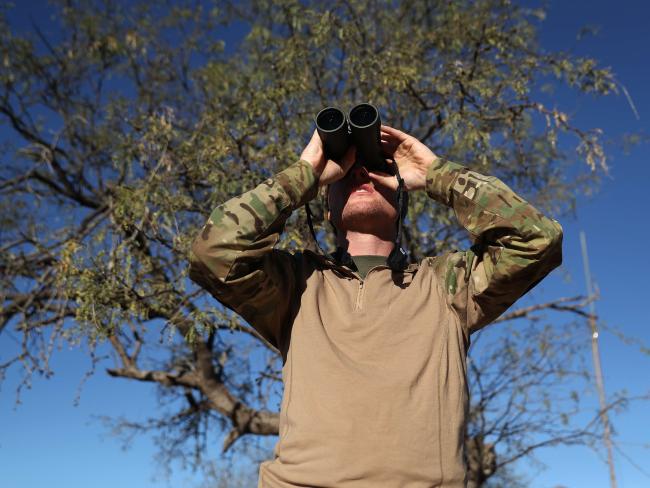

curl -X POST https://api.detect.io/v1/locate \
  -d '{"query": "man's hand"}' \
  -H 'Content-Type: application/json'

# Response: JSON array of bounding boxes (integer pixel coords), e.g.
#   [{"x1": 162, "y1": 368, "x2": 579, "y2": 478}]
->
[
  {"x1": 300, "y1": 129, "x2": 356, "y2": 187},
  {"x1": 380, "y1": 125, "x2": 439, "y2": 192}
]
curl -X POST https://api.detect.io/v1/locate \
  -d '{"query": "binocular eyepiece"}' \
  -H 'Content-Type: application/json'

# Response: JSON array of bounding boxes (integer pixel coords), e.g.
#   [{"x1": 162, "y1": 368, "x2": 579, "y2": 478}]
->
[{"x1": 315, "y1": 103, "x2": 391, "y2": 174}]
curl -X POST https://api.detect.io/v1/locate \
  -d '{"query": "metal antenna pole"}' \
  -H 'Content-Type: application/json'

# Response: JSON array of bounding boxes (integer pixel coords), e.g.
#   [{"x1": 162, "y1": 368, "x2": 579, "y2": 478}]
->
[{"x1": 580, "y1": 230, "x2": 617, "y2": 488}]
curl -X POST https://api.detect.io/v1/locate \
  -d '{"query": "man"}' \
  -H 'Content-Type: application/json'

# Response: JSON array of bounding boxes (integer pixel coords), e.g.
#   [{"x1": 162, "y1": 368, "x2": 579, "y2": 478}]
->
[{"x1": 189, "y1": 123, "x2": 563, "y2": 487}]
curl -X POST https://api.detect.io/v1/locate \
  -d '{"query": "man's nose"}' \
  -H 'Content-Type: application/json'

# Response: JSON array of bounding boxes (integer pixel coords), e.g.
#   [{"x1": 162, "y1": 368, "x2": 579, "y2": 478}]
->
[{"x1": 349, "y1": 163, "x2": 369, "y2": 181}]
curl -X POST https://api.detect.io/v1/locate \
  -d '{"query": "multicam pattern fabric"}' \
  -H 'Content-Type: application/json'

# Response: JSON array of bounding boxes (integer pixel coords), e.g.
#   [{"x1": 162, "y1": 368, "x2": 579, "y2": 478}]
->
[
  {"x1": 425, "y1": 157, "x2": 563, "y2": 332},
  {"x1": 189, "y1": 160, "x2": 319, "y2": 349}
]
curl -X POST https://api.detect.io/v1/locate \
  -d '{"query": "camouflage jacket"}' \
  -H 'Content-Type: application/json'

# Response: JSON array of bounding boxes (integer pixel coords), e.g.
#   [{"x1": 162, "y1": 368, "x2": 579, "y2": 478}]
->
[{"x1": 189, "y1": 158, "x2": 563, "y2": 488}]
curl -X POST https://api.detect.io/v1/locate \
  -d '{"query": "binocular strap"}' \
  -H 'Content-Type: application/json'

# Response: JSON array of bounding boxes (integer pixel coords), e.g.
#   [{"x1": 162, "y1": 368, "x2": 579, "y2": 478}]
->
[
  {"x1": 387, "y1": 160, "x2": 408, "y2": 271},
  {"x1": 305, "y1": 201, "x2": 328, "y2": 256}
]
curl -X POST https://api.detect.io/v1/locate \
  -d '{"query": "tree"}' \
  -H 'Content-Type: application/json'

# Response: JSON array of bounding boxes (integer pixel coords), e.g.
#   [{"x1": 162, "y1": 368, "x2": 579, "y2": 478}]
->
[{"x1": 0, "y1": 0, "x2": 637, "y2": 484}]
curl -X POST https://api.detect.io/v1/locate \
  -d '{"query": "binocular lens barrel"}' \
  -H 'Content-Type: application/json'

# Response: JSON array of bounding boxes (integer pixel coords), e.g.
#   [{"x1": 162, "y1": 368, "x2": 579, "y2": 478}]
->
[
  {"x1": 348, "y1": 103, "x2": 385, "y2": 171},
  {"x1": 315, "y1": 103, "x2": 387, "y2": 173},
  {"x1": 316, "y1": 107, "x2": 349, "y2": 161}
]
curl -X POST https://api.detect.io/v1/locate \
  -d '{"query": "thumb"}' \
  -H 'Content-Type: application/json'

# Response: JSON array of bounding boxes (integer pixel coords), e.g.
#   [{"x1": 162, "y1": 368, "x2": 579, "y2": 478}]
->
[
  {"x1": 339, "y1": 145, "x2": 356, "y2": 173},
  {"x1": 309, "y1": 129, "x2": 322, "y2": 148}
]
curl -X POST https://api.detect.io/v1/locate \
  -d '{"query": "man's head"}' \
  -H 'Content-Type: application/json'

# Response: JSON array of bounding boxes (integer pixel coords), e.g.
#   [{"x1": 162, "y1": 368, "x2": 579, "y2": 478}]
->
[{"x1": 325, "y1": 162, "x2": 400, "y2": 243}]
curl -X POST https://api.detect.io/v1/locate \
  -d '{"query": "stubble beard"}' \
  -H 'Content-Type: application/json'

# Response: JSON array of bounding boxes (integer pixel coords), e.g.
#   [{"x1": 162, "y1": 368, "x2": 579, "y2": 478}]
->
[{"x1": 338, "y1": 197, "x2": 397, "y2": 237}]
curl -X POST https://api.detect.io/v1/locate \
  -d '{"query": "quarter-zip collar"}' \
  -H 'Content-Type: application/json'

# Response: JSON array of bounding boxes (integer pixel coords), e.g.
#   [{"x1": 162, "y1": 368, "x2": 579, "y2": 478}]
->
[{"x1": 302, "y1": 248, "x2": 419, "y2": 282}]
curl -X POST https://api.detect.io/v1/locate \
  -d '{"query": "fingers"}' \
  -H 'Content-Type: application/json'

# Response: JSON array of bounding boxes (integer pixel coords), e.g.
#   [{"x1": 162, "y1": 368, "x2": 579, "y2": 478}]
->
[
  {"x1": 310, "y1": 129, "x2": 322, "y2": 146},
  {"x1": 381, "y1": 124, "x2": 409, "y2": 140},
  {"x1": 380, "y1": 140, "x2": 398, "y2": 158},
  {"x1": 303, "y1": 129, "x2": 322, "y2": 153},
  {"x1": 331, "y1": 145, "x2": 356, "y2": 178},
  {"x1": 380, "y1": 125, "x2": 409, "y2": 154},
  {"x1": 341, "y1": 145, "x2": 356, "y2": 168},
  {"x1": 367, "y1": 170, "x2": 398, "y2": 191}
]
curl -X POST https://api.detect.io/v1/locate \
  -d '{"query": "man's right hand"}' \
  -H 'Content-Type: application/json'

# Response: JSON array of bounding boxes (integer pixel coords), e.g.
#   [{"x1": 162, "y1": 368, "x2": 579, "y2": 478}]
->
[{"x1": 300, "y1": 129, "x2": 356, "y2": 187}]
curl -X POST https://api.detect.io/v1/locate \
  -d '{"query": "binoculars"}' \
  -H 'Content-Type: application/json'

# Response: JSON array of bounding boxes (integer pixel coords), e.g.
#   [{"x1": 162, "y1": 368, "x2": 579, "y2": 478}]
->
[{"x1": 315, "y1": 103, "x2": 393, "y2": 174}]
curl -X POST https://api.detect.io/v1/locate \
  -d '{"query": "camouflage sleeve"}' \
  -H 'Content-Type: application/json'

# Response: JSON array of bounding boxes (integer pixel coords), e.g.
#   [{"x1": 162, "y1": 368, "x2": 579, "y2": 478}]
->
[
  {"x1": 188, "y1": 159, "x2": 319, "y2": 350},
  {"x1": 425, "y1": 158, "x2": 563, "y2": 334}
]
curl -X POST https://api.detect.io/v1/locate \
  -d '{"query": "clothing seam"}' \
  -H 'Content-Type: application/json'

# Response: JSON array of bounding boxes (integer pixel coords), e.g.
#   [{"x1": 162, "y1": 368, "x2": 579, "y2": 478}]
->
[
  {"x1": 430, "y1": 254, "x2": 458, "y2": 484},
  {"x1": 430, "y1": 254, "x2": 466, "y2": 332},
  {"x1": 438, "y1": 291, "x2": 449, "y2": 485},
  {"x1": 278, "y1": 324, "x2": 295, "y2": 461}
]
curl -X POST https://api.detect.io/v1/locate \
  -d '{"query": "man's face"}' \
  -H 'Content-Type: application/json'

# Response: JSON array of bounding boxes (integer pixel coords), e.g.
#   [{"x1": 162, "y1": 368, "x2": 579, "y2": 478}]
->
[{"x1": 327, "y1": 162, "x2": 399, "y2": 237}]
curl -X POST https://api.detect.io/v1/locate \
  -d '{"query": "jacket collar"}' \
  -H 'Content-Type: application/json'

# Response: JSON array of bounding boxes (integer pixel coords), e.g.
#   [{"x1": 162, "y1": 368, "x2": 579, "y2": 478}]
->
[{"x1": 304, "y1": 247, "x2": 419, "y2": 276}]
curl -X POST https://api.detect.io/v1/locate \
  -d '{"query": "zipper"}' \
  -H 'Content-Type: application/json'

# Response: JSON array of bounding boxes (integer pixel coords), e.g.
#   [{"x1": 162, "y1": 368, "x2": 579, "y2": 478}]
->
[
  {"x1": 354, "y1": 280, "x2": 365, "y2": 311},
  {"x1": 352, "y1": 264, "x2": 391, "y2": 311}
]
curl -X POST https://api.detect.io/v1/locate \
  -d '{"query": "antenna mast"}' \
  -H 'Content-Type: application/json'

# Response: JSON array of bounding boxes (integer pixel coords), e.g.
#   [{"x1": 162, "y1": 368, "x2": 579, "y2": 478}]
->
[{"x1": 580, "y1": 230, "x2": 617, "y2": 488}]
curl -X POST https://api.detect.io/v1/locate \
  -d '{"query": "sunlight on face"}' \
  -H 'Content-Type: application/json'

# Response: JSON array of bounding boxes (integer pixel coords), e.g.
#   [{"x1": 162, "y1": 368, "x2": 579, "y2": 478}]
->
[{"x1": 327, "y1": 163, "x2": 399, "y2": 236}]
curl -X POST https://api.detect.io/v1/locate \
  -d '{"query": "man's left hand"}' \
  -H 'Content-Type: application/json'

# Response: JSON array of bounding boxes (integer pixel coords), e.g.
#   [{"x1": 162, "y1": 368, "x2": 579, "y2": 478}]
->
[{"x1": 379, "y1": 125, "x2": 438, "y2": 192}]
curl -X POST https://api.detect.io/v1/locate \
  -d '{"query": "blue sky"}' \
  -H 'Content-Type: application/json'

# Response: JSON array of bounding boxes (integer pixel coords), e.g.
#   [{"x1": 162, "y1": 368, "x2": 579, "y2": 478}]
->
[{"x1": 1, "y1": 1, "x2": 649, "y2": 487}]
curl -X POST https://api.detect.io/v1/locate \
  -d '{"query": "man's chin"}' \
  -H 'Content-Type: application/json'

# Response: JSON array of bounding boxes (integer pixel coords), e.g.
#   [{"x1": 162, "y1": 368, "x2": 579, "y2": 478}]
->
[{"x1": 339, "y1": 211, "x2": 397, "y2": 234}]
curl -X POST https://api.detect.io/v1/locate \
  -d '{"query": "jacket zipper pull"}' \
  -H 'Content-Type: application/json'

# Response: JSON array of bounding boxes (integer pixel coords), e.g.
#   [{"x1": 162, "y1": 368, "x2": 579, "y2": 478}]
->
[{"x1": 355, "y1": 280, "x2": 364, "y2": 310}]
